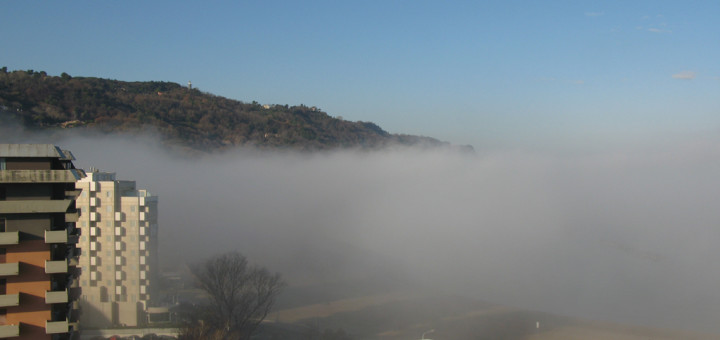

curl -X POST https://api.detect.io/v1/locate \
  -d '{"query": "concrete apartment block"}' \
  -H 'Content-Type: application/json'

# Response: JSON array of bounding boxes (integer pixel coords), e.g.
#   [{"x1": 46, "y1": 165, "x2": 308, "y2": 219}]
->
[
  {"x1": 0, "y1": 144, "x2": 84, "y2": 339},
  {"x1": 75, "y1": 171, "x2": 158, "y2": 328}
]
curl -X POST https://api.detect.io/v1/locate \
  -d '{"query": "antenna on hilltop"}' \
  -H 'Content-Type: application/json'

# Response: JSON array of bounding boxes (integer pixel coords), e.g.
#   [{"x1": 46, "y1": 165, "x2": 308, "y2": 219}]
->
[{"x1": 188, "y1": 81, "x2": 192, "y2": 90}]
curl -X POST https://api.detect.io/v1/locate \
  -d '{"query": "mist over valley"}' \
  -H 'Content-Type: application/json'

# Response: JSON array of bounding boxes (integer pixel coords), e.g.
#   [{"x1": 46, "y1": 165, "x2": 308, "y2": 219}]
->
[{"x1": 4, "y1": 122, "x2": 720, "y2": 337}]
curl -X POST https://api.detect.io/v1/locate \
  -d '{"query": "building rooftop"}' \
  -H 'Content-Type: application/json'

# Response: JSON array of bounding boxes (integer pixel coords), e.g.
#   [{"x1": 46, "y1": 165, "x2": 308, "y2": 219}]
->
[{"x1": 0, "y1": 144, "x2": 75, "y2": 160}]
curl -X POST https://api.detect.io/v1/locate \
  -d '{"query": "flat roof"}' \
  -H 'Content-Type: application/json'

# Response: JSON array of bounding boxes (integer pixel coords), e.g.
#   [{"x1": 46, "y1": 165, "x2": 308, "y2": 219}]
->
[{"x1": 0, "y1": 144, "x2": 75, "y2": 160}]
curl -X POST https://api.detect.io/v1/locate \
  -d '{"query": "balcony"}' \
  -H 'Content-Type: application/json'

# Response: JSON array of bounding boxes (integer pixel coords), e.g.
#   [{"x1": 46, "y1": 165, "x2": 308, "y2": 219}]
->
[
  {"x1": 45, "y1": 230, "x2": 68, "y2": 243},
  {"x1": 0, "y1": 324, "x2": 19, "y2": 338},
  {"x1": 89, "y1": 197, "x2": 98, "y2": 207},
  {"x1": 0, "y1": 294, "x2": 19, "y2": 307},
  {"x1": 0, "y1": 169, "x2": 84, "y2": 183},
  {"x1": 45, "y1": 320, "x2": 69, "y2": 334},
  {"x1": 0, "y1": 200, "x2": 73, "y2": 214},
  {"x1": 45, "y1": 260, "x2": 68, "y2": 274},
  {"x1": 65, "y1": 212, "x2": 79, "y2": 223},
  {"x1": 64, "y1": 189, "x2": 82, "y2": 198},
  {"x1": 46, "y1": 289, "x2": 69, "y2": 304},
  {"x1": 0, "y1": 231, "x2": 19, "y2": 245},
  {"x1": 0, "y1": 263, "x2": 19, "y2": 276},
  {"x1": 115, "y1": 227, "x2": 123, "y2": 236},
  {"x1": 139, "y1": 212, "x2": 147, "y2": 221},
  {"x1": 89, "y1": 212, "x2": 99, "y2": 222},
  {"x1": 115, "y1": 211, "x2": 123, "y2": 221}
]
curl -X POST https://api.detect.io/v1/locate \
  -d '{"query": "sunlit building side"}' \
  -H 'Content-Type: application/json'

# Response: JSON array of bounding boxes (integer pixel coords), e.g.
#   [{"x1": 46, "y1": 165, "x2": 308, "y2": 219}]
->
[{"x1": 75, "y1": 171, "x2": 158, "y2": 328}]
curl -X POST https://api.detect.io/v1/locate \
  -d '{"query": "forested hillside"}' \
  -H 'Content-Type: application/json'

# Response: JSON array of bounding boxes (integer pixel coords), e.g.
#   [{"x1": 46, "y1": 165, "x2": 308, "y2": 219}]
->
[{"x1": 0, "y1": 68, "x2": 460, "y2": 151}]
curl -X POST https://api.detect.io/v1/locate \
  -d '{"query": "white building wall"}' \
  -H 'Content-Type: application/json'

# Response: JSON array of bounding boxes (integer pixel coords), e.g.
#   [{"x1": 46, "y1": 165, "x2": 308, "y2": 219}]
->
[{"x1": 76, "y1": 171, "x2": 158, "y2": 328}]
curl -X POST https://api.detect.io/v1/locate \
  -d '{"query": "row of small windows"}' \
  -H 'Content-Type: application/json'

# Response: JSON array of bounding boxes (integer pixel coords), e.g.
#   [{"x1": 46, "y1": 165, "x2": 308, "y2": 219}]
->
[
  {"x1": 80, "y1": 190, "x2": 114, "y2": 198},
  {"x1": 82, "y1": 279, "x2": 140, "y2": 287},
  {"x1": 81, "y1": 221, "x2": 138, "y2": 227}
]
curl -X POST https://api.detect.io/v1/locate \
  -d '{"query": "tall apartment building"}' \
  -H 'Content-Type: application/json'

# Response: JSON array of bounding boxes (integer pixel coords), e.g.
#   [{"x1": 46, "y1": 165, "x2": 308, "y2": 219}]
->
[
  {"x1": 75, "y1": 171, "x2": 158, "y2": 328},
  {"x1": 0, "y1": 144, "x2": 84, "y2": 339}
]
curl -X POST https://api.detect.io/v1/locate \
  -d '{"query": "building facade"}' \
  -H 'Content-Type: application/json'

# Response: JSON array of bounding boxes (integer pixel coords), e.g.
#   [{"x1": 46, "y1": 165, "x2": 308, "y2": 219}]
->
[
  {"x1": 75, "y1": 171, "x2": 158, "y2": 328},
  {"x1": 0, "y1": 144, "x2": 84, "y2": 339}
]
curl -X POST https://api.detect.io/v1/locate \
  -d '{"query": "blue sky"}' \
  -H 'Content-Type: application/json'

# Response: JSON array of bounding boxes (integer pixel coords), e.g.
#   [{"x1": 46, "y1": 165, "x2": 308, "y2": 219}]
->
[{"x1": 2, "y1": 1, "x2": 718, "y2": 149}]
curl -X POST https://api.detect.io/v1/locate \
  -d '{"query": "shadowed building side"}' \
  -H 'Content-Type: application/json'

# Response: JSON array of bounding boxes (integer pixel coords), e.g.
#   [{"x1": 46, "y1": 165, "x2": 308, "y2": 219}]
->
[{"x1": 0, "y1": 144, "x2": 84, "y2": 340}]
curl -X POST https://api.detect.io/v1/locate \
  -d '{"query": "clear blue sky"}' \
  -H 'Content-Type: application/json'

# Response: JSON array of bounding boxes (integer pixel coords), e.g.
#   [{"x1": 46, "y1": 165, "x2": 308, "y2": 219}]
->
[{"x1": 2, "y1": 1, "x2": 718, "y2": 149}]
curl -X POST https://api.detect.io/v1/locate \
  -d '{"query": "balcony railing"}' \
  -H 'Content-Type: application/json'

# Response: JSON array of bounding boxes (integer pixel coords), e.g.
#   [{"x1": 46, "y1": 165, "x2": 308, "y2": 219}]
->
[
  {"x1": 0, "y1": 263, "x2": 19, "y2": 276},
  {"x1": 45, "y1": 230, "x2": 68, "y2": 243},
  {"x1": 65, "y1": 212, "x2": 79, "y2": 222},
  {"x1": 0, "y1": 200, "x2": 73, "y2": 214},
  {"x1": 45, "y1": 320, "x2": 69, "y2": 334},
  {"x1": 0, "y1": 294, "x2": 19, "y2": 307},
  {"x1": 0, "y1": 324, "x2": 19, "y2": 338},
  {"x1": 45, "y1": 260, "x2": 68, "y2": 274},
  {"x1": 46, "y1": 289, "x2": 69, "y2": 304},
  {"x1": 0, "y1": 231, "x2": 19, "y2": 245},
  {"x1": 0, "y1": 169, "x2": 84, "y2": 183}
]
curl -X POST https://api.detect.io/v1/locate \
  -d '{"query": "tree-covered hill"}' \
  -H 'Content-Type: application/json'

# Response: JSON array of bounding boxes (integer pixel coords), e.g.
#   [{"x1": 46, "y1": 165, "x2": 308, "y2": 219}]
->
[{"x1": 0, "y1": 68, "x2": 467, "y2": 151}]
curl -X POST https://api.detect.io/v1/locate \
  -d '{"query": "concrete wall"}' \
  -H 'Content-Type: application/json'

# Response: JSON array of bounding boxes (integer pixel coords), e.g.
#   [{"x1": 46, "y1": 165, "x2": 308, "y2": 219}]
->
[{"x1": 6, "y1": 240, "x2": 52, "y2": 340}]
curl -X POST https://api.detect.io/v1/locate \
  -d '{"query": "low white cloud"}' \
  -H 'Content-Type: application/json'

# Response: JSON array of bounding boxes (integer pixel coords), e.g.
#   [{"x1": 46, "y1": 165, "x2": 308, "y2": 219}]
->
[
  {"x1": 672, "y1": 71, "x2": 696, "y2": 79},
  {"x1": 648, "y1": 27, "x2": 671, "y2": 33}
]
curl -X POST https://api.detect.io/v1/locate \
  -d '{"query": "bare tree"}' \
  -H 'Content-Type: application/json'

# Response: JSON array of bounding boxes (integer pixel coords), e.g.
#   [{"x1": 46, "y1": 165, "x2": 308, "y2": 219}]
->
[{"x1": 180, "y1": 252, "x2": 285, "y2": 340}]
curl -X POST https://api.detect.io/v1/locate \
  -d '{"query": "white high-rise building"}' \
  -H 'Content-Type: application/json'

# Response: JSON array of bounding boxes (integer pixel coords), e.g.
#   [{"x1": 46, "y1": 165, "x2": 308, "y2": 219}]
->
[{"x1": 75, "y1": 171, "x2": 158, "y2": 328}]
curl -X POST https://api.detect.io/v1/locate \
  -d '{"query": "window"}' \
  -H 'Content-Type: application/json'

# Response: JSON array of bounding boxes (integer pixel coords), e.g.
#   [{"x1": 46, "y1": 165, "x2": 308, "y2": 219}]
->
[
  {"x1": 0, "y1": 158, "x2": 5, "y2": 170},
  {"x1": 131, "y1": 206, "x2": 136, "y2": 212},
  {"x1": 106, "y1": 191, "x2": 110, "y2": 198},
  {"x1": 0, "y1": 187, "x2": 5, "y2": 200},
  {"x1": 0, "y1": 218, "x2": 5, "y2": 232},
  {"x1": 106, "y1": 206, "x2": 111, "y2": 213}
]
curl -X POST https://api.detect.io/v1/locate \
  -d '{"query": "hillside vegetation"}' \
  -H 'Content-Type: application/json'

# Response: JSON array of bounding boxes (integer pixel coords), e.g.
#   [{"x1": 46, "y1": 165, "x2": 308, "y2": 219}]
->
[{"x1": 0, "y1": 68, "x2": 463, "y2": 151}]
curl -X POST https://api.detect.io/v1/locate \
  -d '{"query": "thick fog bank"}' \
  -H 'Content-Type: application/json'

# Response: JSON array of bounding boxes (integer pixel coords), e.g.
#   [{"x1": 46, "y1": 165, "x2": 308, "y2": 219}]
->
[{"x1": 4, "y1": 124, "x2": 720, "y2": 332}]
